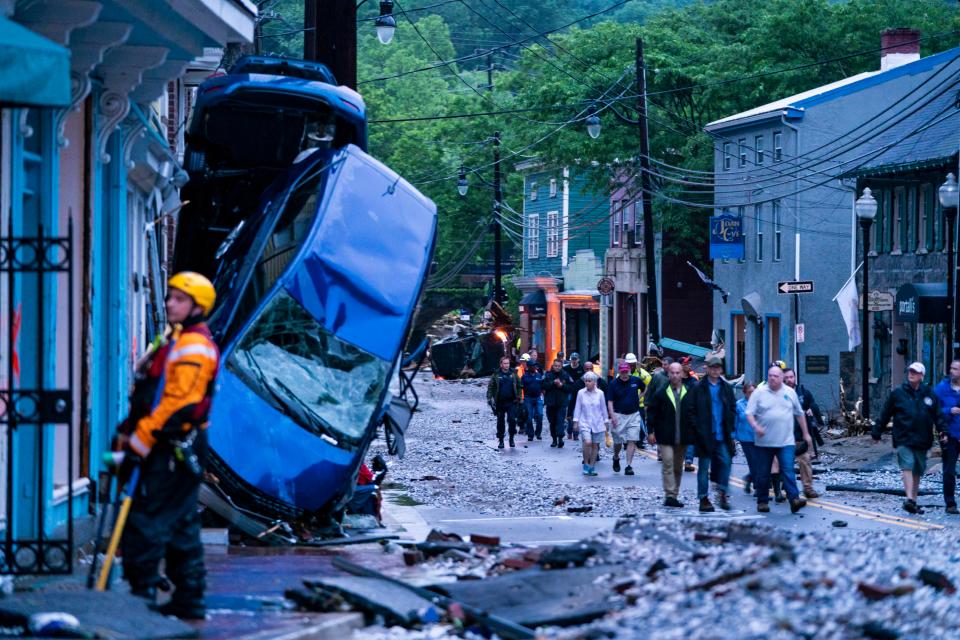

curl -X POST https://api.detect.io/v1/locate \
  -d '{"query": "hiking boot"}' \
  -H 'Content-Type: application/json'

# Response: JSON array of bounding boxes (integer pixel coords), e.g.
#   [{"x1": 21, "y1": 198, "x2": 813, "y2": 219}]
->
[
  {"x1": 903, "y1": 499, "x2": 919, "y2": 514},
  {"x1": 154, "y1": 600, "x2": 206, "y2": 621},
  {"x1": 509, "y1": 437, "x2": 515, "y2": 448},
  {"x1": 717, "y1": 491, "x2": 731, "y2": 510},
  {"x1": 498, "y1": 439, "x2": 505, "y2": 449},
  {"x1": 684, "y1": 462, "x2": 696, "y2": 472},
  {"x1": 624, "y1": 465, "x2": 634, "y2": 476},
  {"x1": 757, "y1": 502, "x2": 770, "y2": 513},
  {"x1": 612, "y1": 457, "x2": 621, "y2": 473},
  {"x1": 803, "y1": 488, "x2": 820, "y2": 499},
  {"x1": 558, "y1": 439, "x2": 565, "y2": 449},
  {"x1": 947, "y1": 504, "x2": 960, "y2": 515},
  {"x1": 699, "y1": 497, "x2": 715, "y2": 513},
  {"x1": 663, "y1": 497, "x2": 684, "y2": 508},
  {"x1": 550, "y1": 439, "x2": 557, "y2": 448},
  {"x1": 536, "y1": 435, "x2": 542, "y2": 440},
  {"x1": 790, "y1": 498, "x2": 807, "y2": 513}
]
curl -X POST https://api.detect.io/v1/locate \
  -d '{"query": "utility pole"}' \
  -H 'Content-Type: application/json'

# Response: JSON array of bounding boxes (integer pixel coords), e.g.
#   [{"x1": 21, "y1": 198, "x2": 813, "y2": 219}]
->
[
  {"x1": 493, "y1": 131, "x2": 503, "y2": 306},
  {"x1": 304, "y1": 0, "x2": 357, "y2": 89},
  {"x1": 636, "y1": 38, "x2": 660, "y2": 346}
]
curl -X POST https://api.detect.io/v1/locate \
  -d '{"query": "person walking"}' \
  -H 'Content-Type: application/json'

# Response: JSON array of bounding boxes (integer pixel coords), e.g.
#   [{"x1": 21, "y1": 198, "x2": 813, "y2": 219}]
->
[
  {"x1": 935, "y1": 360, "x2": 960, "y2": 515},
  {"x1": 118, "y1": 272, "x2": 220, "y2": 619},
  {"x1": 646, "y1": 362, "x2": 696, "y2": 507},
  {"x1": 573, "y1": 371, "x2": 610, "y2": 476},
  {"x1": 487, "y1": 355, "x2": 521, "y2": 449},
  {"x1": 606, "y1": 362, "x2": 645, "y2": 475},
  {"x1": 784, "y1": 368, "x2": 821, "y2": 499},
  {"x1": 746, "y1": 365, "x2": 812, "y2": 514},
  {"x1": 563, "y1": 353, "x2": 585, "y2": 440},
  {"x1": 691, "y1": 356, "x2": 737, "y2": 512},
  {"x1": 735, "y1": 381, "x2": 758, "y2": 494},
  {"x1": 521, "y1": 360, "x2": 545, "y2": 441},
  {"x1": 872, "y1": 362, "x2": 947, "y2": 514},
  {"x1": 544, "y1": 359, "x2": 573, "y2": 448}
]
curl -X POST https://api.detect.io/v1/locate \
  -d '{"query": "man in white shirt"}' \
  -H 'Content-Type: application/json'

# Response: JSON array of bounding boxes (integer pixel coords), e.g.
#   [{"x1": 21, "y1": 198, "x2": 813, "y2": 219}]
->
[{"x1": 746, "y1": 365, "x2": 813, "y2": 514}]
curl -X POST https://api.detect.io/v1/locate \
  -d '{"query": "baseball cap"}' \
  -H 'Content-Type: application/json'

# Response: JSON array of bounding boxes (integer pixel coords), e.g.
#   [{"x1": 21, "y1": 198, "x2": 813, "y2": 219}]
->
[
  {"x1": 705, "y1": 355, "x2": 723, "y2": 367},
  {"x1": 520, "y1": 353, "x2": 530, "y2": 361},
  {"x1": 625, "y1": 353, "x2": 638, "y2": 364},
  {"x1": 618, "y1": 362, "x2": 631, "y2": 372},
  {"x1": 908, "y1": 362, "x2": 926, "y2": 376},
  {"x1": 570, "y1": 352, "x2": 580, "y2": 360}
]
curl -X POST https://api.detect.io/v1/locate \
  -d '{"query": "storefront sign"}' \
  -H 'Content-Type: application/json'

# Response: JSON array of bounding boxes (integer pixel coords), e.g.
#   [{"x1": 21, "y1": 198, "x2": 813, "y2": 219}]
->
[
  {"x1": 805, "y1": 355, "x2": 829, "y2": 374},
  {"x1": 709, "y1": 212, "x2": 744, "y2": 260},
  {"x1": 865, "y1": 290, "x2": 894, "y2": 312},
  {"x1": 895, "y1": 283, "x2": 948, "y2": 324},
  {"x1": 597, "y1": 277, "x2": 615, "y2": 295}
]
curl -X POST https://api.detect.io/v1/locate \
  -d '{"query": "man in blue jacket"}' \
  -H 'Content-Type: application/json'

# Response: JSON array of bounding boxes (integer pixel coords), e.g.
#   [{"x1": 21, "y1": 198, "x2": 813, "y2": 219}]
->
[
  {"x1": 935, "y1": 360, "x2": 960, "y2": 515},
  {"x1": 521, "y1": 362, "x2": 545, "y2": 441}
]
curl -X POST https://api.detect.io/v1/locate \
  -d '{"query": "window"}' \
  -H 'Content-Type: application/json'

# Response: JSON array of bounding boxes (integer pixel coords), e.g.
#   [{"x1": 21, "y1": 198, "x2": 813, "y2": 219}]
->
[
  {"x1": 738, "y1": 138, "x2": 747, "y2": 167},
  {"x1": 907, "y1": 186, "x2": 918, "y2": 252},
  {"x1": 530, "y1": 181, "x2": 538, "y2": 201},
  {"x1": 922, "y1": 184, "x2": 935, "y2": 252},
  {"x1": 755, "y1": 135, "x2": 764, "y2": 165},
  {"x1": 894, "y1": 187, "x2": 905, "y2": 253},
  {"x1": 228, "y1": 290, "x2": 391, "y2": 441},
  {"x1": 612, "y1": 201, "x2": 622, "y2": 246},
  {"x1": 773, "y1": 131, "x2": 783, "y2": 162},
  {"x1": 934, "y1": 187, "x2": 946, "y2": 251},
  {"x1": 882, "y1": 188, "x2": 894, "y2": 253},
  {"x1": 528, "y1": 213, "x2": 540, "y2": 258},
  {"x1": 873, "y1": 188, "x2": 885, "y2": 253},
  {"x1": 754, "y1": 203, "x2": 763, "y2": 262},
  {"x1": 737, "y1": 206, "x2": 745, "y2": 262},
  {"x1": 722, "y1": 142, "x2": 731, "y2": 171},
  {"x1": 772, "y1": 200, "x2": 782, "y2": 261},
  {"x1": 546, "y1": 211, "x2": 560, "y2": 257},
  {"x1": 549, "y1": 178, "x2": 557, "y2": 198},
  {"x1": 633, "y1": 202, "x2": 643, "y2": 246}
]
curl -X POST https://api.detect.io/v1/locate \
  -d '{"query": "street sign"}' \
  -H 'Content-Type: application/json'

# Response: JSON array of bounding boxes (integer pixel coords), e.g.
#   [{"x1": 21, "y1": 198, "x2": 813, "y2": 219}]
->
[
  {"x1": 796, "y1": 323, "x2": 805, "y2": 343},
  {"x1": 597, "y1": 277, "x2": 615, "y2": 296},
  {"x1": 778, "y1": 280, "x2": 814, "y2": 294}
]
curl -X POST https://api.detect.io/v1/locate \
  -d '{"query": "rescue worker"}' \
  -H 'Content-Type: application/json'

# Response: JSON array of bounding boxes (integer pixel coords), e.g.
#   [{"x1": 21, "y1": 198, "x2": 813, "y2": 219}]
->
[{"x1": 118, "y1": 272, "x2": 220, "y2": 619}]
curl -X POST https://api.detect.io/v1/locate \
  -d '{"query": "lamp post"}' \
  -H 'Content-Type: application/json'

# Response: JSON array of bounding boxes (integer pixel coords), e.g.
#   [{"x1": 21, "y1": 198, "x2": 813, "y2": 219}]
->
[
  {"x1": 855, "y1": 187, "x2": 877, "y2": 419},
  {"x1": 940, "y1": 173, "x2": 959, "y2": 363},
  {"x1": 375, "y1": 0, "x2": 396, "y2": 44},
  {"x1": 457, "y1": 133, "x2": 503, "y2": 306}
]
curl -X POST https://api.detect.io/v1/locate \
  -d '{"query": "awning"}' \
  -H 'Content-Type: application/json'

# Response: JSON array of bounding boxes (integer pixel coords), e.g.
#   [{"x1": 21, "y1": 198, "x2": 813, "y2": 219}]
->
[
  {"x1": 0, "y1": 16, "x2": 70, "y2": 108},
  {"x1": 895, "y1": 282, "x2": 948, "y2": 324},
  {"x1": 518, "y1": 289, "x2": 547, "y2": 315}
]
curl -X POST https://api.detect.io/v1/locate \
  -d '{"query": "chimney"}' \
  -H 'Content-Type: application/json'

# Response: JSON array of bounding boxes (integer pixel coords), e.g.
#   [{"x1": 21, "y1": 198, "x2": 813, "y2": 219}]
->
[{"x1": 881, "y1": 28, "x2": 921, "y2": 71}]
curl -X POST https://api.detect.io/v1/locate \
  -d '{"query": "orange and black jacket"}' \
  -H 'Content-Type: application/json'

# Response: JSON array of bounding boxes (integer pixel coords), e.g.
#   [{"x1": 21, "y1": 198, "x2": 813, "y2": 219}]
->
[{"x1": 128, "y1": 320, "x2": 220, "y2": 458}]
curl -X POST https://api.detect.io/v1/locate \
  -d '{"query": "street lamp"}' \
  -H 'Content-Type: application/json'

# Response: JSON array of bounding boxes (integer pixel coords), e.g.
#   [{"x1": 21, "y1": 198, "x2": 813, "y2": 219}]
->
[
  {"x1": 585, "y1": 106, "x2": 601, "y2": 139},
  {"x1": 855, "y1": 187, "x2": 877, "y2": 419},
  {"x1": 375, "y1": 0, "x2": 396, "y2": 44},
  {"x1": 939, "y1": 173, "x2": 959, "y2": 362},
  {"x1": 457, "y1": 166, "x2": 469, "y2": 197}
]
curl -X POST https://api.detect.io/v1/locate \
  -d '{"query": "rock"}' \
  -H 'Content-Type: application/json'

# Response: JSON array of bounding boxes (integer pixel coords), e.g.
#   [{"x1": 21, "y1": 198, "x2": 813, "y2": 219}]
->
[
  {"x1": 862, "y1": 621, "x2": 900, "y2": 639},
  {"x1": 918, "y1": 568, "x2": 956, "y2": 593},
  {"x1": 646, "y1": 559, "x2": 669, "y2": 578},
  {"x1": 426, "y1": 529, "x2": 463, "y2": 542},
  {"x1": 566, "y1": 505, "x2": 593, "y2": 513},
  {"x1": 403, "y1": 550, "x2": 425, "y2": 566},
  {"x1": 500, "y1": 557, "x2": 536, "y2": 571},
  {"x1": 857, "y1": 582, "x2": 914, "y2": 601}
]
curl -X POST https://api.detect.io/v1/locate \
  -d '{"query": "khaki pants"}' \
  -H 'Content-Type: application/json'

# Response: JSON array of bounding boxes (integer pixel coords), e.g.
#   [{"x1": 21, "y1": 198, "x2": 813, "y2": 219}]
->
[
  {"x1": 796, "y1": 451, "x2": 813, "y2": 491},
  {"x1": 659, "y1": 444, "x2": 686, "y2": 499}
]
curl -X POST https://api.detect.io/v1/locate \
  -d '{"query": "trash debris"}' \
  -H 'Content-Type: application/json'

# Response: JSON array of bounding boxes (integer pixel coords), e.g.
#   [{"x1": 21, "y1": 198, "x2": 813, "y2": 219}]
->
[
  {"x1": 918, "y1": 568, "x2": 957, "y2": 593},
  {"x1": 469, "y1": 533, "x2": 501, "y2": 546},
  {"x1": 832, "y1": 520, "x2": 849, "y2": 527}
]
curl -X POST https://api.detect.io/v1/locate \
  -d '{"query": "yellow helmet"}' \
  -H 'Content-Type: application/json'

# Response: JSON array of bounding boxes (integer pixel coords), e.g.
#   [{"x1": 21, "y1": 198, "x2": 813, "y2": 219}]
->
[{"x1": 168, "y1": 271, "x2": 216, "y2": 316}]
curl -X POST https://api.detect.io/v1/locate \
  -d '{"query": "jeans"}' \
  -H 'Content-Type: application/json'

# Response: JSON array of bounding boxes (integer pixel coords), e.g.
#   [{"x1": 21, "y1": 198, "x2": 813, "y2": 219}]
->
[
  {"x1": 944, "y1": 435, "x2": 960, "y2": 507},
  {"x1": 523, "y1": 397, "x2": 543, "y2": 438},
  {"x1": 753, "y1": 445, "x2": 800, "y2": 503},
  {"x1": 495, "y1": 402, "x2": 518, "y2": 440},
  {"x1": 685, "y1": 444, "x2": 695, "y2": 464},
  {"x1": 740, "y1": 441, "x2": 758, "y2": 483},
  {"x1": 698, "y1": 443, "x2": 732, "y2": 499}
]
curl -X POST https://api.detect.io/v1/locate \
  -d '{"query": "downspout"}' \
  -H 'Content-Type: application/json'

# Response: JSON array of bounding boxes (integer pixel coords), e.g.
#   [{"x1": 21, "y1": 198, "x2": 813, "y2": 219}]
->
[{"x1": 781, "y1": 113, "x2": 801, "y2": 373}]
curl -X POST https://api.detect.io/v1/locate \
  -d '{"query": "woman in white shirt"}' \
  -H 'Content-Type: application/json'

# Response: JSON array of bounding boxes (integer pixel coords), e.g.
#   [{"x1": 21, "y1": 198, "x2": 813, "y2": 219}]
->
[{"x1": 573, "y1": 371, "x2": 610, "y2": 476}]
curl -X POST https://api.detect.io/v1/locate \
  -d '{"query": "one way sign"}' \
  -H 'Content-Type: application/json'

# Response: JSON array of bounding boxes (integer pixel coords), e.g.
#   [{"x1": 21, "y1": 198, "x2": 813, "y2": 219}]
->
[{"x1": 778, "y1": 280, "x2": 814, "y2": 294}]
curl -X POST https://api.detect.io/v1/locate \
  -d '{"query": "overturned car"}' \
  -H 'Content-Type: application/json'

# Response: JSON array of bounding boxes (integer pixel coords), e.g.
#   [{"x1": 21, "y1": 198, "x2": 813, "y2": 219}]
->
[{"x1": 174, "y1": 57, "x2": 436, "y2": 528}]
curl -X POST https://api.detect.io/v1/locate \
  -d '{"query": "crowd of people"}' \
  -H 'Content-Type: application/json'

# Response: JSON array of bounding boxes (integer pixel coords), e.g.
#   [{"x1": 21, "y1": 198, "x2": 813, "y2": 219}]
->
[{"x1": 487, "y1": 348, "x2": 960, "y2": 517}]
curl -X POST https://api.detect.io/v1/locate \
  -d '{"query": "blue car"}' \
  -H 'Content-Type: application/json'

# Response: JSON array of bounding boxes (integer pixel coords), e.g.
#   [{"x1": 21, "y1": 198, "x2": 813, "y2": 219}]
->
[{"x1": 173, "y1": 58, "x2": 436, "y2": 524}]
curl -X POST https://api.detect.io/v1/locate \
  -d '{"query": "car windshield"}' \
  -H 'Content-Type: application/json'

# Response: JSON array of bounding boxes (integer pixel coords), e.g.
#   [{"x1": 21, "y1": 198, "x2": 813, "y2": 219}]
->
[{"x1": 226, "y1": 290, "x2": 390, "y2": 441}]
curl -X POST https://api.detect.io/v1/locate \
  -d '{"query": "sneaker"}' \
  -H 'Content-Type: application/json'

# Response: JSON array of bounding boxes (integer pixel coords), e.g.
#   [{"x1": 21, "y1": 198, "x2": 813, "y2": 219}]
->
[
  {"x1": 903, "y1": 499, "x2": 919, "y2": 514},
  {"x1": 684, "y1": 463, "x2": 696, "y2": 472},
  {"x1": 587, "y1": 467, "x2": 598, "y2": 477},
  {"x1": 582, "y1": 463, "x2": 591, "y2": 475},
  {"x1": 699, "y1": 497, "x2": 715, "y2": 513},
  {"x1": 612, "y1": 458, "x2": 621, "y2": 473},
  {"x1": 498, "y1": 439, "x2": 505, "y2": 449},
  {"x1": 624, "y1": 465, "x2": 634, "y2": 476},
  {"x1": 757, "y1": 502, "x2": 770, "y2": 513},
  {"x1": 663, "y1": 497, "x2": 684, "y2": 508},
  {"x1": 803, "y1": 488, "x2": 820, "y2": 499},
  {"x1": 717, "y1": 491, "x2": 731, "y2": 510},
  {"x1": 790, "y1": 498, "x2": 807, "y2": 514},
  {"x1": 946, "y1": 505, "x2": 959, "y2": 515}
]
